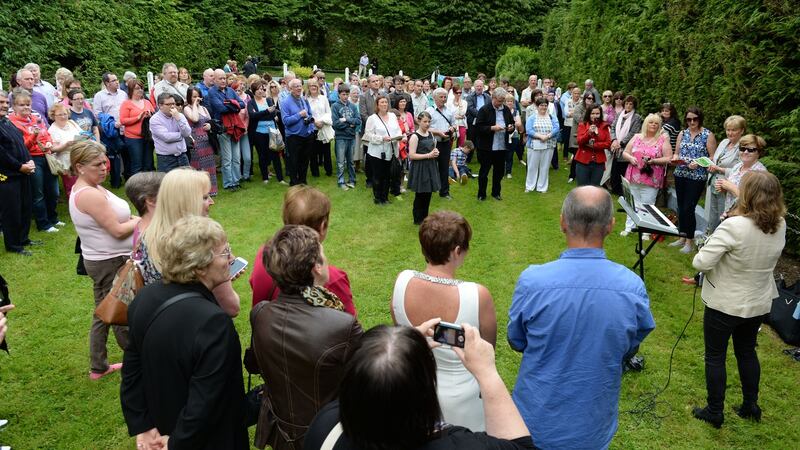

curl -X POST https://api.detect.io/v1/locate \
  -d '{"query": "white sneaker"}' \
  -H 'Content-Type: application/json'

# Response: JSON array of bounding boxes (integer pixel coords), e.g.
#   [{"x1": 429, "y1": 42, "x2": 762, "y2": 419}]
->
[
  {"x1": 339, "y1": 185, "x2": 350, "y2": 191},
  {"x1": 620, "y1": 230, "x2": 630, "y2": 237},
  {"x1": 520, "y1": 160, "x2": 527, "y2": 166},
  {"x1": 668, "y1": 239, "x2": 684, "y2": 247},
  {"x1": 345, "y1": 183, "x2": 355, "y2": 189},
  {"x1": 55, "y1": 221, "x2": 66, "y2": 227},
  {"x1": 567, "y1": 178, "x2": 574, "y2": 183},
  {"x1": 278, "y1": 180, "x2": 289, "y2": 185},
  {"x1": 44, "y1": 226, "x2": 59, "y2": 233},
  {"x1": 506, "y1": 174, "x2": 512, "y2": 179},
  {"x1": 642, "y1": 233, "x2": 651, "y2": 241},
  {"x1": 263, "y1": 179, "x2": 270, "y2": 184},
  {"x1": 680, "y1": 243, "x2": 693, "y2": 254},
  {"x1": 0, "y1": 418, "x2": 7, "y2": 428}
]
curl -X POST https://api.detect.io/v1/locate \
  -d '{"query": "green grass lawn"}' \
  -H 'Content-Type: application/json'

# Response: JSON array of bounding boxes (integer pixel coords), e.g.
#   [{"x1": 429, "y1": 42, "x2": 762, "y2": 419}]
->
[{"x1": 0, "y1": 154, "x2": 798, "y2": 449}]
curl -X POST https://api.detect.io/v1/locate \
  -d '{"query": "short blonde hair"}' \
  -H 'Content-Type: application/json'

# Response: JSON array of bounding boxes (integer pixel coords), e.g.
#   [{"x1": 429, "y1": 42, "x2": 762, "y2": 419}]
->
[
  {"x1": 739, "y1": 133, "x2": 767, "y2": 157},
  {"x1": 282, "y1": 185, "x2": 331, "y2": 234},
  {"x1": 144, "y1": 168, "x2": 212, "y2": 269},
  {"x1": 68, "y1": 140, "x2": 107, "y2": 176},
  {"x1": 160, "y1": 216, "x2": 227, "y2": 284},
  {"x1": 641, "y1": 113, "x2": 663, "y2": 138},
  {"x1": 48, "y1": 103, "x2": 69, "y2": 121},
  {"x1": 723, "y1": 115, "x2": 746, "y2": 132}
]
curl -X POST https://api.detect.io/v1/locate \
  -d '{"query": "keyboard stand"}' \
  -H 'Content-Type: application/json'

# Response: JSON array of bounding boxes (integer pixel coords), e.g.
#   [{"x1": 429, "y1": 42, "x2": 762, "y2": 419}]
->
[{"x1": 630, "y1": 225, "x2": 685, "y2": 281}]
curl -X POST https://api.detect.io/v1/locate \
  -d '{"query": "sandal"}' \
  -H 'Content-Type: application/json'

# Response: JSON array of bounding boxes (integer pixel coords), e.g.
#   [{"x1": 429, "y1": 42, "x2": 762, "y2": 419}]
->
[{"x1": 89, "y1": 363, "x2": 123, "y2": 380}]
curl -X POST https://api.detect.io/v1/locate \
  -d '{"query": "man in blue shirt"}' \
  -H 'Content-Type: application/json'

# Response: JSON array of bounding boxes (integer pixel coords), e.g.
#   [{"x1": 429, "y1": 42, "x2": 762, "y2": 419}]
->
[
  {"x1": 508, "y1": 186, "x2": 655, "y2": 450},
  {"x1": 280, "y1": 78, "x2": 315, "y2": 185},
  {"x1": 207, "y1": 69, "x2": 243, "y2": 191}
]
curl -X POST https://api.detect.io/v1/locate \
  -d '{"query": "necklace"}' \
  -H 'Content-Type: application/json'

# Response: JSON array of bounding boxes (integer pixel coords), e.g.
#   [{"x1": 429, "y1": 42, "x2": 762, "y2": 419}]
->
[{"x1": 413, "y1": 271, "x2": 462, "y2": 286}]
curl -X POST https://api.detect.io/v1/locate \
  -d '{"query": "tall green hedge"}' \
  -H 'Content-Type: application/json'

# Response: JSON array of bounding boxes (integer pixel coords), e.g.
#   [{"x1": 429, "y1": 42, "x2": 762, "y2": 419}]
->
[{"x1": 534, "y1": 0, "x2": 800, "y2": 252}]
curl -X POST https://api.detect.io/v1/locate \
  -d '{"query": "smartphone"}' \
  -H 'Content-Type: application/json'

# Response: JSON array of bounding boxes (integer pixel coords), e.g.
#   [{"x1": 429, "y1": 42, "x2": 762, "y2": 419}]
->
[
  {"x1": 433, "y1": 321, "x2": 465, "y2": 348},
  {"x1": 229, "y1": 257, "x2": 248, "y2": 277}
]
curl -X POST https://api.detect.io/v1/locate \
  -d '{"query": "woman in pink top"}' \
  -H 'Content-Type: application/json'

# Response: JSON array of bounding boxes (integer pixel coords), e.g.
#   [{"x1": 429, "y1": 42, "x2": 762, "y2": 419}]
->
[
  {"x1": 67, "y1": 140, "x2": 140, "y2": 380},
  {"x1": 119, "y1": 79, "x2": 154, "y2": 176},
  {"x1": 619, "y1": 113, "x2": 673, "y2": 237}
]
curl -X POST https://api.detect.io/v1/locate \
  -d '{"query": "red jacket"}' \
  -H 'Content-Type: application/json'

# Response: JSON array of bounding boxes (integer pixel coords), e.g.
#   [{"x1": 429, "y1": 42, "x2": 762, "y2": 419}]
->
[
  {"x1": 249, "y1": 245, "x2": 357, "y2": 317},
  {"x1": 9, "y1": 112, "x2": 52, "y2": 157},
  {"x1": 575, "y1": 121, "x2": 611, "y2": 165}
]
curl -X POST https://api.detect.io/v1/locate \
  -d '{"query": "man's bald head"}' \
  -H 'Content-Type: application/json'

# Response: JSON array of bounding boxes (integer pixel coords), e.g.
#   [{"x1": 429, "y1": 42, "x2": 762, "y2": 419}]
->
[
  {"x1": 214, "y1": 69, "x2": 227, "y2": 88},
  {"x1": 561, "y1": 186, "x2": 614, "y2": 241}
]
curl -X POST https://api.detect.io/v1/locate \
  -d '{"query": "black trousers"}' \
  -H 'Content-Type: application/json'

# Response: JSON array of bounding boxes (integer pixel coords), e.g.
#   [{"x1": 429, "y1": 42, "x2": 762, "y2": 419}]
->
[
  {"x1": 477, "y1": 149, "x2": 507, "y2": 199},
  {"x1": 252, "y1": 132, "x2": 283, "y2": 181},
  {"x1": 286, "y1": 134, "x2": 314, "y2": 185},
  {"x1": 436, "y1": 139, "x2": 452, "y2": 196},
  {"x1": 609, "y1": 158, "x2": 628, "y2": 196},
  {"x1": 575, "y1": 161, "x2": 605, "y2": 186},
  {"x1": 363, "y1": 144, "x2": 373, "y2": 185},
  {"x1": 413, "y1": 192, "x2": 432, "y2": 224},
  {"x1": 0, "y1": 175, "x2": 32, "y2": 253},
  {"x1": 312, "y1": 139, "x2": 333, "y2": 176},
  {"x1": 675, "y1": 176, "x2": 705, "y2": 237},
  {"x1": 368, "y1": 154, "x2": 391, "y2": 203},
  {"x1": 703, "y1": 307, "x2": 765, "y2": 413}
]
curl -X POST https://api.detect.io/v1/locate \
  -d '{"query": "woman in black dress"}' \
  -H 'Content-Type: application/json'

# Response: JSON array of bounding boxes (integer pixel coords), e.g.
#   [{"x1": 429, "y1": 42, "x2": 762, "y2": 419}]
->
[{"x1": 407, "y1": 112, "x2": 441, "y2": 224}]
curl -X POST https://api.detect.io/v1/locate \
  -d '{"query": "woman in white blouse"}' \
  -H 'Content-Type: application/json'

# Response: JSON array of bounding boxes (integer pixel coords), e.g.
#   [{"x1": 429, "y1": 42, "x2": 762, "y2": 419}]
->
[
  {"x1": 48, "y1": 103, "x2": 83, "y2": 199},
  {"x1": 446, "y1": 86, "x2": 468, "y2": 148},
  {"x1": 306, "y1": 78, "x2": 334, "y2": 177},
  {"x1": 363, "y1": 95, "x2": 402, "y2": 205}
]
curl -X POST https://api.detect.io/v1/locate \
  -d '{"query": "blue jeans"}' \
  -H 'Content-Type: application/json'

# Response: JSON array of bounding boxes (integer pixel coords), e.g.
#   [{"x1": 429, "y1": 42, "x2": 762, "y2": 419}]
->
[
  {"x1": 104, "y1": 135, "x2": 125, "y2": 188},
  {"x1": 239, "y1": 133, "x2": 252, "y2": 179},
  {"x1": 448, "y1": 164, "x2": 471, "y2": 179},
  {"x1": 31, "y1": 155, "x2": 60, "y2": 230},
  {"x1": 156, "y1": 153, "x2": 189, "y2": 172},
  {"x1": 334, "y1": 137, "x2": 356, "y2": 186},
  {"x1": 126, "y1": 138, "x2": 145, "y2": 176},
  {"x1": 218, "y1": 134, "x2": 241, "y2": 188}
]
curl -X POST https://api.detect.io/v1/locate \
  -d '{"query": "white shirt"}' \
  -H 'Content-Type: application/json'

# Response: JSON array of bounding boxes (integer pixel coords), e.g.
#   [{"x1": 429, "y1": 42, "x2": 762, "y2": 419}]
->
[{"x1": 363, "y1": 113, "x2": 402, "y2": 160}]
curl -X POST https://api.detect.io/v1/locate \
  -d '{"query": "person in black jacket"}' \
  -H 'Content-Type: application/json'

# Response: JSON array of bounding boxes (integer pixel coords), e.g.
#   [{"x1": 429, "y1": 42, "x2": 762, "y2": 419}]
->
[
  {"x1": 473, "y1": 88, "x2": 514, "y2": 201},
  {"x1": 121, "y1": 215, "x2": 248, "y2": 450},
  {"x1": 0, "y1": 90, "x2": 35, "y2": 256},
  {"x1": 465, "y1": 80, "x2": 492, "y2": 160},
  {"x1": 248, "y1": 79, "x2": 284, "y2": 183}
]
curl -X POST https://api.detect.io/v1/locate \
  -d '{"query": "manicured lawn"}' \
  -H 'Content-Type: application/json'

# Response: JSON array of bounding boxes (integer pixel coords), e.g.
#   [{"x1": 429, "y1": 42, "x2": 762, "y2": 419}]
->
[{"x1": 0, "y1": 154, "x2": 797, "y2": 449}]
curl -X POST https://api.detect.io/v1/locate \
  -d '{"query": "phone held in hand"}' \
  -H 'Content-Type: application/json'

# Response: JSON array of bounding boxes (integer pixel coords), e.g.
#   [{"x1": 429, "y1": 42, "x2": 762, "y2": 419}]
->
[
  {"x1": 229, "y1": 257, "x2": 248, "y2": 277},
  {"x1": 433, "y1": 321, "x2": 465, "y2": 348}
]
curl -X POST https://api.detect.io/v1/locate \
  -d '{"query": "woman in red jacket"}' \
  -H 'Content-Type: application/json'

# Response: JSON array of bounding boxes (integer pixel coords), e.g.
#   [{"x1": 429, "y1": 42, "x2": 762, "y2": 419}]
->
[{"x1": 575, "y1": 104, "x2": 611, "y2": 186}]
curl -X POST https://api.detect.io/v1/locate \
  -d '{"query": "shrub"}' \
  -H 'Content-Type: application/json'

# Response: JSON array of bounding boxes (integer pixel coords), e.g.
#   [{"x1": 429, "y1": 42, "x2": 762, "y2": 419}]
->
[{"x1": 495, "y1": 46, "x2": 539, "y2": 83}]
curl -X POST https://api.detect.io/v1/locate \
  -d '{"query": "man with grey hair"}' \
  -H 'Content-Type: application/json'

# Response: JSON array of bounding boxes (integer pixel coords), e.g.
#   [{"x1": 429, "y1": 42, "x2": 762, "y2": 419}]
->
[
  {"x1": 426, "y1": 87, "x2": 456, "y2": 198},
  {"x1": 120, "y1": 71, "x2": 137, "y2": 95},
  {"x1": 12, "y1": 69, "x2": 49, "y2": 124},
  {"x1": 474, "y1": 87, "x2": 513, "y2": 201},
  {"x1": 508, "y1": 186, "x2": 655, "y2": 450},
  {"x1": 154, "y1": 63, "x2": 188, "y2": 102},
  {"x1": 583, "y1": 79, "x2": 600, "y2": 104},
  {"x1": 24, "y1": 63, "x2": 57, "y2": 108}
]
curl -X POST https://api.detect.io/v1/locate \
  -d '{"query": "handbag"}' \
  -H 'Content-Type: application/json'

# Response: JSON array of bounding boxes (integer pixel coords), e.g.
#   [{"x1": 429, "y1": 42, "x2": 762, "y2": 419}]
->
[
  {"x1": 95, "y1": 254, "x2": 144, "y2": 326},
  {"x1": 767, "y1": 278, "x2": 800, "y2": 346},
  {"x1": 45, "y1": 152, "x2": 68, "y2": 175},
  {"x1": 269, "y1": 127, "x2": 285, "y2": 152},
  {"x1": 317, "y1": 124, "x2": 335, "y2": 144},
  {"x1": 208, "y1": 118, "x2": 226, "y2": 135}
]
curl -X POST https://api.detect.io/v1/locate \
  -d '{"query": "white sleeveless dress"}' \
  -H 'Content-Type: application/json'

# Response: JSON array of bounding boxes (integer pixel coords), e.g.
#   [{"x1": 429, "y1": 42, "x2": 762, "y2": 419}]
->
[{"x1": 391, "y1": 269, "x2": 485, "y2": 431}]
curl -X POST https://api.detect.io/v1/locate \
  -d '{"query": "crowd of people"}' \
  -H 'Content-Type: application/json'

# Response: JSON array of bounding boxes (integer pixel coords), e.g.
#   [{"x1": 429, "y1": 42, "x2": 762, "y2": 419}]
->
[{"x1": 0, "y1": 61, "x2": 792, "y2": 449}]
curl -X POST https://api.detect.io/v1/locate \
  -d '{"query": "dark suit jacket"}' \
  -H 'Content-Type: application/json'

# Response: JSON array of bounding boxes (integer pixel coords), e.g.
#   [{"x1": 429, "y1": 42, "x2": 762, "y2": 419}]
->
[
  {"x1": 359, "y1": 89, "x2": 379, "y2": 127},
  {"x1": 466, "y1": 91, "x2": 492, "y2": 128},
  {"x1": 474, "y1": 103, "x2": 514, "y2": 152},
  {"x1": 121, "y1": 281, "x2": 248, "y2": 450}
]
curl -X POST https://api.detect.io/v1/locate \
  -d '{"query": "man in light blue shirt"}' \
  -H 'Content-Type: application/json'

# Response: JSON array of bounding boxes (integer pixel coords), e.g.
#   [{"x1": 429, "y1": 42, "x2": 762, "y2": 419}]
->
[{"x1": 508, "y1": 186, "x2": 655, "y2": 450}]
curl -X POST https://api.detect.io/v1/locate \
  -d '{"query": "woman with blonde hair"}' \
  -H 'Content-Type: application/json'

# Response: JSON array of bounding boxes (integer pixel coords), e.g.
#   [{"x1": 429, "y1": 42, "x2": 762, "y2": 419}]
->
[
  {"x1": 692, "y1": 171, "x2": 785, "y2": 428},
  {"x1": 67, "y1": 140, "x2": 139, "y2": 380},
  {"x1": 619, "y1": 113, "x2": 673, "y2": 237},
  {"x1": 178, "y1": 67, "x2": 192, "y2": 85},
  {"x1": 139, "y1": 168, "x2": 241, "y2": 316},
  {"x1": 306, "y1": 78, "x2": 334, "y2": 177},
  {"x1": 705, "y1": 115, "x2": 747, "y2": 233},
  {"x1": 47, "y1": 102, "x2": 82, "y2": 197}
]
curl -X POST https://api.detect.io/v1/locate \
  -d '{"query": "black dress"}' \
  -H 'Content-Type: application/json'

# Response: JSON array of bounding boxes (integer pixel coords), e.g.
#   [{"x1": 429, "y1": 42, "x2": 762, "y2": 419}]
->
[{"x1": 407, "y1": 132, "x2": 441, "y2": 193}]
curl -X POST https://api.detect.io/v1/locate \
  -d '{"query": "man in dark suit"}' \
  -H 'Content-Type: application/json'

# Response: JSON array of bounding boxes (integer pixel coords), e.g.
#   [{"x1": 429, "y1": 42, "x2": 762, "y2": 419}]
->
[
  {"x1": 474, "y1": 88, "x2": 514, "y2": 201},
  {"x1": 359, "y1": 75, "x2": 380, "y2": 186},
  {"x1": 465, "y1": 79, "x2": 491, "y2": 162},
  {"x1": 0, "y1": 90, "x2": 35, "y2": 256}
]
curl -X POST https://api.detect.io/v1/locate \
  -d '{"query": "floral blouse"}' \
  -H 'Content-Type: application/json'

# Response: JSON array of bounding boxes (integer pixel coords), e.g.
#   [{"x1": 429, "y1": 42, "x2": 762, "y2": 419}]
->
[
  {"x1": 625, "y1": 134, "x2": 667, "y2": 189},
  {"x1": 674, "y1": 127, "x2": 711, "y2": 181}
]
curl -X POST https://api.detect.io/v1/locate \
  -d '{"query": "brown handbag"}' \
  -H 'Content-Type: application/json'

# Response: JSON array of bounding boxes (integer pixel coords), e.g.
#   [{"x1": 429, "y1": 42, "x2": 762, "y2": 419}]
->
[{"x1": 95, "y1": 257, "x2": 144, "y2": 326}]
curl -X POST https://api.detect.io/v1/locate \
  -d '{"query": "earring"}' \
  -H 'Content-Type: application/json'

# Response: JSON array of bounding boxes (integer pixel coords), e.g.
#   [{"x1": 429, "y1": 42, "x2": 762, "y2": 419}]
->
[{"x1": 80, "y1": 171, "x2": 85, "y2": 175}]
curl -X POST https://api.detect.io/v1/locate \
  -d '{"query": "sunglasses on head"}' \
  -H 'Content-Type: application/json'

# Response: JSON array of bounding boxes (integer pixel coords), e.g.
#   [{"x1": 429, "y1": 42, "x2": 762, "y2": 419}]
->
[{"x1": 739, "y1": 146, "x2": 758, "y2": 153}]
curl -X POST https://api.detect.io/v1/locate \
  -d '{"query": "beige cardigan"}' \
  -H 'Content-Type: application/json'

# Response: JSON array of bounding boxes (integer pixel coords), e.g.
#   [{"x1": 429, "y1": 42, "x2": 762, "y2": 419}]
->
[{"x1": 693, "y1": 216, "x2": 785, "y2": 318}]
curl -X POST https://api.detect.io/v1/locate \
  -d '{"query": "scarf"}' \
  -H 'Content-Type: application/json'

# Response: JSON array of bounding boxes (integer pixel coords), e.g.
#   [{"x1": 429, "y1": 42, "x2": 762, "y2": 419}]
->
[
  {"x1": 616, "y1": 110, "x2": 634, "y2": 143},
  {"x1": 301, "y1": 285, "x2": 345, "y2": 311}
]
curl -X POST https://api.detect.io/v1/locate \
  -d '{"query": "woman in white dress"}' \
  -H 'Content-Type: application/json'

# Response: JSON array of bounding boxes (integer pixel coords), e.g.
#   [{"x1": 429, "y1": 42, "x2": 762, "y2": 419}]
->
[{"x1": 390, "y1": 211, "x2": 496, "y2": 431}]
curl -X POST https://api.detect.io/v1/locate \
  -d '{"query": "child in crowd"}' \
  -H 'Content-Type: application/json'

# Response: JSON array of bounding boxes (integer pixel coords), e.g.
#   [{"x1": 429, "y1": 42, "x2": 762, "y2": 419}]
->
[{"x1": 449, "y1": 140, "x2": 475, "y2": 185}]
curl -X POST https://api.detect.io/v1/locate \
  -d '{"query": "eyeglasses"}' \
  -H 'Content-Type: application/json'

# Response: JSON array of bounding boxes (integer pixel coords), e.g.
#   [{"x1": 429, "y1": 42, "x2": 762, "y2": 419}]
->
[
  {"x1": 215, "y1": 245, "x2": 232, "y2": 258},
  {"x1": 739, "y1": 146, "x2": 759, "y2": 153},
  {"x1": 258, "y1": 87, "x2": 268, "y2": 91},
  {"x1": 162, "y1": 102, "x2": 176, "y2": 107},
  {"x1": 602, "y1": 95, "x2": 612, "y2": 98},
  {"x1": 685, "y1": 117, "x2": 699, "y2": 122}
]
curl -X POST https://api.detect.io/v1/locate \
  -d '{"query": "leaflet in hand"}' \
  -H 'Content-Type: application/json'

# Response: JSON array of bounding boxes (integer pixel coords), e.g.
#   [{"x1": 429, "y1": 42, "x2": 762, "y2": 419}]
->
[{"x1": 694, "y1": 156, "x2": 713, "y2": 168}]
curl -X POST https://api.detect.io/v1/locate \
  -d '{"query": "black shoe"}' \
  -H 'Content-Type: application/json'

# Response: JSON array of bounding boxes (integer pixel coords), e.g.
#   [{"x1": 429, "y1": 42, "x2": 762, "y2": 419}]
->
[
  {"x1": 440, "y1": 194, "x2": 452, "y2": 200},
  {"x1": 734, "y1": 403, "x2": 762, "y2": 422},
  {"x1": 692, "y1": 406, "x2": 723, "y2": 428},
  {"x1": 492, "y1": 194, "x2": 503, "y2": 201},
  {"x1": 11, "y1": 249, "x2": 32, "y2": 257},
  {"x1": 623, "y1": 355, "x2": 645, "y2": 372},
  {"x1": 477, "y1": 196, "x2": 486, "y2": 201}
]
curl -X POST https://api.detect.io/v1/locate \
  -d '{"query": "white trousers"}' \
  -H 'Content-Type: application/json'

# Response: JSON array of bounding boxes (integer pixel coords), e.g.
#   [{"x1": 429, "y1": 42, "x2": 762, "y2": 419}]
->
[
  {"x1": 625, "y1": 183, "x2": 659, "y2": 231},
  {"x1": 526, "y1": 147, "x2": 553, "y2": 192}
]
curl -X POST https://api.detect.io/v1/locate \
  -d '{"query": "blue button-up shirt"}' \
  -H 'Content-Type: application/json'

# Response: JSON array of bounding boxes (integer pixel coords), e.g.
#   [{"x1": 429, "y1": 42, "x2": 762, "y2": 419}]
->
[
  {"x1": 492, "y1": 106, "x2": 506, "y2": 151},
  {"x1": 508, "y1": 247, "x2": 655, "y2": 450},
  {"x1": 280, "y1": 94, "x2": 315, "y2": 137}
]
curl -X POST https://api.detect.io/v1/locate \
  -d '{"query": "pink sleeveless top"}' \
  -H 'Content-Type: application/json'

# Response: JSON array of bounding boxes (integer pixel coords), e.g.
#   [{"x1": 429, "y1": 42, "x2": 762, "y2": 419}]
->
[
  {"x1": 69, "y1": 185, "x2": 133, "y2": 261},
  {"x1": 625, "y1": 134, "x2": 667, "y2": 189}
]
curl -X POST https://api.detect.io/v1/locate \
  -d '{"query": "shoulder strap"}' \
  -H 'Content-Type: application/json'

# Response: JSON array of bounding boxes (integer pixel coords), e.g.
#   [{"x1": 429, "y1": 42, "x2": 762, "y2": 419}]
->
[
  {"x1": 142, "y1": 292, "x2": 200, "y2": 341},
  {"x1": 435, "y1": 107, "x2": 452, "y2": 126},
  {"x1": 320, "y1": 422, "x2": 343, "y2": 450}
]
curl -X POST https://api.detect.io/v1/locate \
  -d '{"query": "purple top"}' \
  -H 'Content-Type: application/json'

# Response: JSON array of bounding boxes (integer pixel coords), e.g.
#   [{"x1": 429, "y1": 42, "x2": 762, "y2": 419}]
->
[{"x1": 149, "y1": 110, "x2": 192, "y2": 156}]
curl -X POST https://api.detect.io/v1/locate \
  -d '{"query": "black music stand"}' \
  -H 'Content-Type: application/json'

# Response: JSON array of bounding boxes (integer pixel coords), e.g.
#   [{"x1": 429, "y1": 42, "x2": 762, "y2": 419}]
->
[{"x1": 630, "y1": 225, "x2": 681, "y2": 281}]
